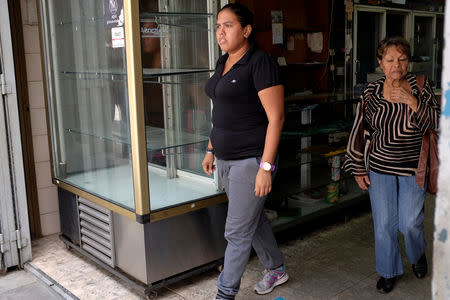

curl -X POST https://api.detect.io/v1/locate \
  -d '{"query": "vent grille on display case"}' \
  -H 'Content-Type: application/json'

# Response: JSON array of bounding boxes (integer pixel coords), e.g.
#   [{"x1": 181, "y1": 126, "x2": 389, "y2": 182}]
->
[{"x1": 78, "y1": 197, "x2": 115, "y2": 267}]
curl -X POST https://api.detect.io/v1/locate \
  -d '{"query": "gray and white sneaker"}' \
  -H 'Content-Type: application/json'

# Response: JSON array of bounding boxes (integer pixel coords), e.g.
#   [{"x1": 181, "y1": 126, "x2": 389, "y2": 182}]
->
[{"x1": 254, "y1": 265, "x2": 289, "y2": 295}]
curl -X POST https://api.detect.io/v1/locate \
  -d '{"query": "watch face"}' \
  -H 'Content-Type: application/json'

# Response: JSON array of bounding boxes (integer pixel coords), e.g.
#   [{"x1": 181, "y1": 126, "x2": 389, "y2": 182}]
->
[{"x1": 263, "y1": 162, "x2": 272, "y2": 171}]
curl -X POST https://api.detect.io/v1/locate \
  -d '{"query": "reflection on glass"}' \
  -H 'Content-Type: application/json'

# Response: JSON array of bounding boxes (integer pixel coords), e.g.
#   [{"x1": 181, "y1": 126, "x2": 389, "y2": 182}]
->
[
  {"x1": 355, "y1": 11, "x2": 383, "y2": 88},
  {"x1": 435, "y1": 16, "x2": 443, "y2": 88},
  {"x1": 140, "y1": 0, "x2": 220, "y2": 211},
  {"x1": 411, "y1": 16, "x2": 434, "y2": 83},
  {"x1": 386, "y1": 12, "x2": 406, "y2": 38},
  {"x1": 41, "y1": 0, "x2": 135, "y2": 210}
]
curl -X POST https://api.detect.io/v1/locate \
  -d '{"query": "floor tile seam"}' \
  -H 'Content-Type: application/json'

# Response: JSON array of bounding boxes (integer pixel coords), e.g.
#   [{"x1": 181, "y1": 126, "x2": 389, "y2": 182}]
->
[{"x1": 24, "y1": 262, "x2": 80, "y2": 300}]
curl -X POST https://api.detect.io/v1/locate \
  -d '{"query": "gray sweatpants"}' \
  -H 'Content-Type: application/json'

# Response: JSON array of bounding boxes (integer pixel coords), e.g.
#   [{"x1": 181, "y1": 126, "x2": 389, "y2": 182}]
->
[{"x1": 216, "y1": 157, "x2": 284, "y2": 297}]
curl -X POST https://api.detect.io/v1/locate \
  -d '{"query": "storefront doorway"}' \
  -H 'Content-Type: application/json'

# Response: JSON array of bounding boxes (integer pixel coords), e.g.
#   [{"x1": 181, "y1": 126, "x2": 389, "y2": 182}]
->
[{"x1": 0, "y1": 0, "x2": 32, "y2": 271}]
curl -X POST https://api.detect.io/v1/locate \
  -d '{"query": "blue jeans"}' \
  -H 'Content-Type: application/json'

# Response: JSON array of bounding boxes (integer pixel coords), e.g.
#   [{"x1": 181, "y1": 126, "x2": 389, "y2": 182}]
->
[
  {"x1": 216, "y1": 157, "x2": 284, "y2": 297},
  {"x1": 368, "y1": 171, "x2": 426, "y2": 278}
]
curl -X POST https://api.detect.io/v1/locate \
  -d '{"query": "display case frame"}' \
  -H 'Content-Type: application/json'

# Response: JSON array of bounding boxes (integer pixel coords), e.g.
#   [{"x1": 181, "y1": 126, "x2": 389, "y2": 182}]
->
[{"x1": 38, "y1": 0, "x2": 226, "y2": 224}]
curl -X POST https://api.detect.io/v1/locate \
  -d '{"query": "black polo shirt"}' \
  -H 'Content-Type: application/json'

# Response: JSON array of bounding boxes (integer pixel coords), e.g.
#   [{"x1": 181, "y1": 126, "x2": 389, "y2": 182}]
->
[{"x1": 205, "y1": 46, "x2": 281, "y2": 160}]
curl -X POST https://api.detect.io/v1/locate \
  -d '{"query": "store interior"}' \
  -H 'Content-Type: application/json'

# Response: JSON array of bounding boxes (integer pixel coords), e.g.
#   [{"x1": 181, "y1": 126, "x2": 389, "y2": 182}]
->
[{"x1": 233, "y1": 0, "x2": 444, "y2": 230}]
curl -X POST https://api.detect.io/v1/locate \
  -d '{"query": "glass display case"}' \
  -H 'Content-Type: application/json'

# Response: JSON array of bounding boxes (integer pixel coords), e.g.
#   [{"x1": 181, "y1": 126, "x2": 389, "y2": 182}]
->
[
  {"x1": 266, "y1": 97, "x2": 367, "y2": 231},
  {"x1": 353, "y1": 4, "x2": 444, "y2": 90},
  {"x1": 39, "y1": 0, "x2": 228, "y2": 293},
  {"x1": 411, "y1": 12, "x2": 437, "y2": 83},
  {"x1": 39, "y1": 0, "x2": 224, "y2": 223},
  {"x1": 139, "y1": 1, "x2": 220, "y2": 212}
]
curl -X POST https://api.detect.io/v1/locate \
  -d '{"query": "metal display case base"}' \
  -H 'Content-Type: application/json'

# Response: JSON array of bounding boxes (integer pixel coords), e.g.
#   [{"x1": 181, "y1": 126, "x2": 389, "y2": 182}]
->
[
  {"x1": 59, "y1": 235, "x2": 223, "y2": 298},
  {"x1": 58, "y1": 189, "x2": 227, "y2": 296}
]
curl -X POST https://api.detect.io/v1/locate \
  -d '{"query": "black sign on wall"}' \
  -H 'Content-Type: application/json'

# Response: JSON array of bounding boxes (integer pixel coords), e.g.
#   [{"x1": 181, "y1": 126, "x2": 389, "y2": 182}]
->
[{"x1": 104, "y1": 0, "x2": 124, "y2": 28}]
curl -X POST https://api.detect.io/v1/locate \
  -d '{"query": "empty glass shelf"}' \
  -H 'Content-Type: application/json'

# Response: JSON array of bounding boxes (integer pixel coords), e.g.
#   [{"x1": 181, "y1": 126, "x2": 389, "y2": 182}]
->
[{"x1": 66, "y1": 126, "x2": 209, "y2": 151}]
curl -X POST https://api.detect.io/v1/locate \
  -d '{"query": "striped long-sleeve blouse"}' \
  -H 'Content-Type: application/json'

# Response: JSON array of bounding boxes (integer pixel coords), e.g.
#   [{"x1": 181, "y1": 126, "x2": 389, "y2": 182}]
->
[{"x1": 343, "y1": 73, "x2": 440, "y2": 176}]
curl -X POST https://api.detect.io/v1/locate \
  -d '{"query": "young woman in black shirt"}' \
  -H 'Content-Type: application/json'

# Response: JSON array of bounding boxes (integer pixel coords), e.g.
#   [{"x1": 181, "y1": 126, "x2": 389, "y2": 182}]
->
[{"x1": 202, "y1": 3, "x2": 288, "y2": 299}]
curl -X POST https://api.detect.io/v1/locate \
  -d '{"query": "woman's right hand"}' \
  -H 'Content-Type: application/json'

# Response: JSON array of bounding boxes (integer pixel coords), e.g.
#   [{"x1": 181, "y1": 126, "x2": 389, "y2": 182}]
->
[
  {"x1": 355, "y1": 175, "x2": 370, "y2": 190},
  {"x1": 202, "y1": 153, "x2": 216, "y2": 176}
]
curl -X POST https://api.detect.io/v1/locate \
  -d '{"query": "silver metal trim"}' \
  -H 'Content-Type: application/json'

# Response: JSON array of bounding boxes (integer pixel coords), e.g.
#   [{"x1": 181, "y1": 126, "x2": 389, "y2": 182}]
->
[
  {"x1": 78, "y1": 197, "x2": 110, "y2": 214},
  {"x1": 78, "y1": 204, "x2": 110, "y2": 223},
  {"x1": 78, "y1": 197, "x2": 115, "y2": 267},
  {"x1": 82, "y1": 243, "x2": 113, "y2": 266},
  {"x1": 81, "y1": 236, "x2": 112, "y2": 257},
  {"x1": 80, "y1": 222, "x2": 111, "y2": 241},
  {"x1": 79, "y1": 212, "x2": 110, "y2": 232},
  {"x1": 80, "y1": 228, "x2": 110, "y2": 248}
]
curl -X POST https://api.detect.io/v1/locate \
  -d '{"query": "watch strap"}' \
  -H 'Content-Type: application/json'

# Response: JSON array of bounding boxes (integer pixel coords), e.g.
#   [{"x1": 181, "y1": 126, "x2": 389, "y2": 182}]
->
[{"x1": 259, "y1": 162, "x2": 275, "y2": 171}]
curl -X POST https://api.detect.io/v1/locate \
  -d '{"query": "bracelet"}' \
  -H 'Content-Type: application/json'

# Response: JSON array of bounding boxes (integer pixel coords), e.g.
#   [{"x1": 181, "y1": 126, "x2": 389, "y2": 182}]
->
[{"x1": 206, "y1": 147, "x2": 215, "y2": 154}]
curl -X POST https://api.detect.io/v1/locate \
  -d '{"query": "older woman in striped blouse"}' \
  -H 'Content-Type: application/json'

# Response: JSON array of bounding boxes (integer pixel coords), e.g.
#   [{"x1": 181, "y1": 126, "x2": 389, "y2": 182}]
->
[{"x1": 344, "y1": 36, "x2": 440, "y2": 294}]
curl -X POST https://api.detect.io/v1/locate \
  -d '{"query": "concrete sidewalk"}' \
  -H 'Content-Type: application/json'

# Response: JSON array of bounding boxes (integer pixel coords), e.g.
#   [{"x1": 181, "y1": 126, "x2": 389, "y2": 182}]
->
[
  {"x1": 0, "y1": 267, "x2": 65, "y2": 300},
  {"x1": 1, "y1": 195, "x2": 435, "y2": 299}
]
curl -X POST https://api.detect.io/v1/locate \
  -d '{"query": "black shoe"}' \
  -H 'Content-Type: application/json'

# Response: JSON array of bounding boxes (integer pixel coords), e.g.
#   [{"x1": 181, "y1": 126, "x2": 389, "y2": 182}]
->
[
  {"x1": 376, "y1": 276, "x2": 396, "y2": 293},
  {"x1": 412, "y1": 254, "x2": 428, "y2": 279}
]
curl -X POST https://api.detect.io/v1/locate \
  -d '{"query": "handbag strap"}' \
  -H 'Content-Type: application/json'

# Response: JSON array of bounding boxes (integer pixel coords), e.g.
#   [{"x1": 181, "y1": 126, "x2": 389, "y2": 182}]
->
[
  {"x1": 416, "y1": 74, "x2": 437, "y2": 137},
  {"x1": 416, "y1": 74, "x2": 425, "y2": 95}
]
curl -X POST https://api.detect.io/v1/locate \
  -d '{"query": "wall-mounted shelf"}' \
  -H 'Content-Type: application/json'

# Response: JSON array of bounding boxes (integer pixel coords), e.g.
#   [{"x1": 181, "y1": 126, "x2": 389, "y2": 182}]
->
[
  {"x1": 281, "y1": 120, "x2": 353, "y2": 139},
  {"x1": 284, "y1": 27, "x2": 324, "y2": 33},
  {"x1": 60, "y1": 69, "x2": 214, "y2": 85},
  {"x1": 280, "y1": 62, "x2": 327, "y2": 68},
  {"x1": 255, "y1": 27, "x2": 324, "y2": 33},
  {"x1": 284, "y1": 94, "x2": 359, "y2": 104}
]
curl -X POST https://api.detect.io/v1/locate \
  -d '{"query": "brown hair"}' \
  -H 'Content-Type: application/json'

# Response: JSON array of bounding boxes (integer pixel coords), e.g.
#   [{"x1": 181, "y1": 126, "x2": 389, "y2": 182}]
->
[{"x1": 376, "y1": 36, "x2": 411, "y2": 60}]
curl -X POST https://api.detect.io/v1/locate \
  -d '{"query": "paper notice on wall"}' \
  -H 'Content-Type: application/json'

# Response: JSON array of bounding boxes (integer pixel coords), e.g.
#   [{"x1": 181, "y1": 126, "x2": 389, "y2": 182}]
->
[
  {"x1": 307, "y1": 32, "x2": 323, "y2": 53},
  {"x1": 272, "y1": 23, "x2": 283, "y2": 44},
  {"x1": 345, "y1": 33, "x2": 353, "y2": 55},
  {"x1": 392, "y1": 0, "x2": 406, "y2": 4},
  {"x1": 271, "y1": 10, "x2": 283, "y2": 23},
  {"x1": 287, "y1": 35, "x2": 295, "y2": 51},
  {"x1": 271, "y1": 11, "x2": 283, "y2": 45},
  {"x1": 111, "y1": 27, "x2": 125, "y2": 48}
]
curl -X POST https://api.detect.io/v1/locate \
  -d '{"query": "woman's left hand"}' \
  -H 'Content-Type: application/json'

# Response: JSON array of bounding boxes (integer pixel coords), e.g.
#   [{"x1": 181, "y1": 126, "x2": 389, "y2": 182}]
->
[
  {"x1": 390, "y1": 87, "x2": 418, "y2": 110},
  {"x1": 255, "y1": 168, "x2": 272, "y2": 197}
]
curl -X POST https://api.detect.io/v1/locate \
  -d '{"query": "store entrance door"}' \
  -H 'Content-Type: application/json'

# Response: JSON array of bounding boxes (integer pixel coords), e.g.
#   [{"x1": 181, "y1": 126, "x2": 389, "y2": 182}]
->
[{"x1": 0, "y1": 0, "x2": 32, "y2": 271}]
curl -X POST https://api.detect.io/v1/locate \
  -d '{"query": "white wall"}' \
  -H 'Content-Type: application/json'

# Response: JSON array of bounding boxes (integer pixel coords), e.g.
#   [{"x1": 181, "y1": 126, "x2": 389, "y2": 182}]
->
[{"x1": 432, "y1": 2, "x2": 450, "y2": 299}]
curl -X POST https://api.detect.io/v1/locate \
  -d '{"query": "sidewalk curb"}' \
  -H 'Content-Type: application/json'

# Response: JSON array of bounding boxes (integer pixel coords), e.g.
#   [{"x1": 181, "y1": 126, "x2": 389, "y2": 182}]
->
[{"x1": 24, "y1": 262, "x2": 79, "y2": 300}]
